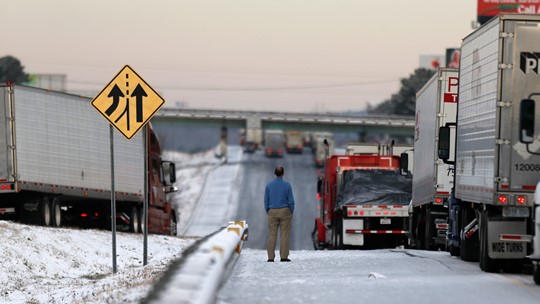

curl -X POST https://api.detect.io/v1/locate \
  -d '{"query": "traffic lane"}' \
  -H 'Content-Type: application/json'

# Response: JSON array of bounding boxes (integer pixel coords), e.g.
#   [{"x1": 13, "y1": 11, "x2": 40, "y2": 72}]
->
[
  {"x1": 219, "y1": 248, "x2": 540, "y2": 304},
  {"x1": 234, "y1": 149, "x2": 319, "y2": 250}
]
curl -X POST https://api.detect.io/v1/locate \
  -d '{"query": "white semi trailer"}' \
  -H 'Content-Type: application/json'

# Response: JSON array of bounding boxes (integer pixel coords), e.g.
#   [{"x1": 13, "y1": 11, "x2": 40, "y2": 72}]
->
[
  {"x1": 439, "y1": 14, "x2": 540, "y2": 273},
  {"x1": 407, "y1": 68, "x2": 458, "y2": 251}
]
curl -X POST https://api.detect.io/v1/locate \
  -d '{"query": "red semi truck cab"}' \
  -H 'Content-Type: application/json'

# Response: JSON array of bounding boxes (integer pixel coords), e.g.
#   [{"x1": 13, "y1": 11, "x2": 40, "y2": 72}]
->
[{"x1": 313, "y1": 153, "x2": 412, "y2": 249}]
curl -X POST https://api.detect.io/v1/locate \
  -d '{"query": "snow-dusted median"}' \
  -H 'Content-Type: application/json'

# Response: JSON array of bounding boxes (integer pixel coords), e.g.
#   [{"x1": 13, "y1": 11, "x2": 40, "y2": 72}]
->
[{"x1": 0, "y1": 221, "x2": 195, "y2": 303}]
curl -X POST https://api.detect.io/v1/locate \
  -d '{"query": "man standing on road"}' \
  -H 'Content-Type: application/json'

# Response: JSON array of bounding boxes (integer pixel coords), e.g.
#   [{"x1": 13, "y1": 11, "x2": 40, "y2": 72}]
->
[{"x1": 264, "y1": 166, "x2": 295, "y2": 262}]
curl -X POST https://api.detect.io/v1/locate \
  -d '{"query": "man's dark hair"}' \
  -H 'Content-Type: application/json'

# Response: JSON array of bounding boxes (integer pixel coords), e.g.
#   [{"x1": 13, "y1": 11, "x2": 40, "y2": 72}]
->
[{"x1": 274, "y1": 166, "x2": 284, "y2": 177}]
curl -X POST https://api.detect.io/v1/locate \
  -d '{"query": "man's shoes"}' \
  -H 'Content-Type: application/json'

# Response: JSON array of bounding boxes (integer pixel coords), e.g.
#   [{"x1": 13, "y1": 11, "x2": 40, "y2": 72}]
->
[
  {"x1": 280, "y1": 258, "x2": 291, "y2": 262},
  {"x1": 267, "y1": 259, "x2": 274, "y2": 262}
]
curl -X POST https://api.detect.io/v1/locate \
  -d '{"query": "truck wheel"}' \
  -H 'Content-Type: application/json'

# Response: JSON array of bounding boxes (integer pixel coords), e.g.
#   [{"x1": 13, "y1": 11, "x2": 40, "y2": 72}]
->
[
  {"x1": 312, "y1": 221, "x2": 321, "y2": 250},
  {"x1": 449, "y1": 244, "x2": 460, "y2": 257},
  {"x1": 416, "y1": 210, "x2": 426, "y2": 250},
  {"x1": 332, "y1": 220, "x2": 343, "y2": 249},
  {"x1": 534, "y1": 264, "x2": 540, "y2": 285},
  {"x1": 138, "y1": 207, "x2": 145, "y2": 233},
  {"x1": 169, "y1": 214, "x2": 177, "y2": 236},
  {"x1": 129, "y1": 206, "x2": 140, "y2": 233},
  {"x1": 424, "y1": 206, "x2": 435, "y2": 250},
  {"x1": 41, "y1": 197, "x2": 52, "y2": 227},
  {"x1": 51, "y1": 198, "x2": 62, "y2": 228},
  {"x1": 460, "y1": 207, "x2": 479, "y2": 262},
  {"x1": 479, "y1": 210, "x2": 499, "y2": 272}
]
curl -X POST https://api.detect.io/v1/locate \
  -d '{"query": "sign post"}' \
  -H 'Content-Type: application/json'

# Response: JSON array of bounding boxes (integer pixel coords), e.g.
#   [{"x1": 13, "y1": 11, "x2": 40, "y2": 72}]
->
[{"x1": 91, "y1": 65, "x2": 165, "y2": 271}]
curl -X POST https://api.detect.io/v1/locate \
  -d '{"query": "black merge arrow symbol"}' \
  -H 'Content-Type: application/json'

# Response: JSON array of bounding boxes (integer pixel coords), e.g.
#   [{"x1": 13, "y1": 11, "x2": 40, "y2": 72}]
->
[
  {"x1": 131, "y1": 84, "x2": 147, "y2": 123},
  {"x1": 105, "y1": 84, "x2": 125, "y2": 116}
]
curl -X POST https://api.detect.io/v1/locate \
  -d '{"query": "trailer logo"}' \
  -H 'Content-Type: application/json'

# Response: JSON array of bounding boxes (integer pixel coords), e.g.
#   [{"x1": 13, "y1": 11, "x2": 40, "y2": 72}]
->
[
  {"x1": 443, "y1": 77, "x2": 459, "y2": 103},
  {"x1": 91, "y1": 65, "x2": 165, "y2": 140},
  {"x1": 520, "y1": 52, "x2": 540, "y2": 74}
]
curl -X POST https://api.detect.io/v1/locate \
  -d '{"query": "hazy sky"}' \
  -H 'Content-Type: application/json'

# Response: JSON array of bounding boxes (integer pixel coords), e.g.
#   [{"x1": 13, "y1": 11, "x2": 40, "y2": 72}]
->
[{"x1": 3, "y1": 0, "x2": 476, "y2": 113}]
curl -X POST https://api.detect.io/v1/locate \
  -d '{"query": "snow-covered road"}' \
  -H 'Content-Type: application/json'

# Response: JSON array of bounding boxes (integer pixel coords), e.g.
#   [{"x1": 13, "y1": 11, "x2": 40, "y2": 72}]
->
[{"x1": 219, "y1": 248, "x2": 540, "y2": 304}]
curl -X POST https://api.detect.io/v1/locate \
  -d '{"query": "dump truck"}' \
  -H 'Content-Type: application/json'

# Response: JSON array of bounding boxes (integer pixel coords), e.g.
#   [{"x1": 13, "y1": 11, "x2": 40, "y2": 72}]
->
[
  {"x1": 312, "y1": 141, "x2": 411, "y2": 249},
  {"x1": 438, "y1": 14, "x2": 540, "y2": 273},
  {"x1": 0, "y1": 83, "x2": 178, "y2": 235},
  {"x1": 406, "y1": 67, "x2": 458, "y2": 251}
]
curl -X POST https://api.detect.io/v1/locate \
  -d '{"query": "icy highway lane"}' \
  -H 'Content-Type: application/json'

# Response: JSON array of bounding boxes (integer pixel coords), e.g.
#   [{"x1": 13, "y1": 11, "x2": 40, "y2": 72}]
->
[{"x1": 219, "y1": 249, "x2": 540, "y2": 304}]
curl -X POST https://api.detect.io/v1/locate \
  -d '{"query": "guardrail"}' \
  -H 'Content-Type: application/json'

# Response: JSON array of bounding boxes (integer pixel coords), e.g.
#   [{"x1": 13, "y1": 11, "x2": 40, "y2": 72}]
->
[{"x1": 144, "y1": 221, "x2": 249, "y2": 304}]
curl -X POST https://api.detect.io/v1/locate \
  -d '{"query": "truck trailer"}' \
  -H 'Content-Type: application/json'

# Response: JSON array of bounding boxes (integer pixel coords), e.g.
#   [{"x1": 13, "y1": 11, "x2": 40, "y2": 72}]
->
[
  {"x1": 438, "y1": 14, "x2": 540, "y2": 272},
  {"x1": 312, "y1": 145, "x2": 411, "y2": 249},
  {"x1": 264, "y1": 129, "x2": 285, "y2": 157},
  {"x1": 0, "y1": 84, "x2": 178, "y2": 235},
  {"x1": 407, "y1": 68, "x2": 458, "y2": 252}
]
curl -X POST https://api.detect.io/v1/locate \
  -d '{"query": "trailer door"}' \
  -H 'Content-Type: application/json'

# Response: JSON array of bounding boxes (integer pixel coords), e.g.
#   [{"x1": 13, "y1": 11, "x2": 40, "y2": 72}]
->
[{"x1": 0, "y1": 86, "x2": 14, "y2": 182}]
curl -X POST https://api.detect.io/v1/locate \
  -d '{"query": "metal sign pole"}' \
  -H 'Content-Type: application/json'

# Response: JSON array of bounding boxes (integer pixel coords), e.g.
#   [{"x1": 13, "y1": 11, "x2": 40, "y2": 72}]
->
[
  {"x1": 143, "y1": 124, "x2": 148, "y2": 266},
  {"x1": 110, "y1": 125, "x2": 117, "y2": 273}
]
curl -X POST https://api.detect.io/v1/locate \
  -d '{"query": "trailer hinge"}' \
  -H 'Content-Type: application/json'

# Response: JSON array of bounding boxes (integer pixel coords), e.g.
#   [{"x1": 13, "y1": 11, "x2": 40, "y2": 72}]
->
[
  {"x1": 500, "y1": 32, "x2": 515, "y2": 38},
  {"x1": 499, "y1": 63, "x2": 513, "y2": 69},
  {"x1": 495, "y1": 177, "x2": 509, "y2": 183},
  {"x1": 497, "y1": 101, "x2": 512, "y2": 107},
  {"x1": 496, "y1": 139, "x2": 511, "y2": 145},
  {"x1": 436, "y1": 112, "x2": 444, "y2": 117}
]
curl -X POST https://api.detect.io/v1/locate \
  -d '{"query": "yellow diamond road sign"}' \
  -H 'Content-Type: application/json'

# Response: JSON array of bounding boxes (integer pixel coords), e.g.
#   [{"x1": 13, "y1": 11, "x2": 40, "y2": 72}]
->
[{"x1": 92, "y1": 65, "x2": 165, "y2": 140}]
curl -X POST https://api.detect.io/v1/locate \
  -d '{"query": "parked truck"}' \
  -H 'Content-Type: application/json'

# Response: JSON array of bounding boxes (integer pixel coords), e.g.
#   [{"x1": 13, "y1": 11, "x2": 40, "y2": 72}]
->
[
  {"x1": 438, "y1": 14, "x2": 540, "y2": 272},
  {"x1": 0, "y1": 84, "x2": 178, "y2": 235},
  {"x1": 243, "y1": 128, "x2": 262, "y2": 153},
  {"x1": 313, "y1": 133, "x2": 335, "y2": 167},
  {"x1": 312, "y1": 141, "x2": 411, "y2": 249},
  {"x1": 285, "y1": 131, "x2": 304, "y2": 154},
  {"x1": 405, "y1": 68, "x2": 458, "y2": 252},
  {"x1": 264, "y1": 129, "x2": 285, "y2": 157}
]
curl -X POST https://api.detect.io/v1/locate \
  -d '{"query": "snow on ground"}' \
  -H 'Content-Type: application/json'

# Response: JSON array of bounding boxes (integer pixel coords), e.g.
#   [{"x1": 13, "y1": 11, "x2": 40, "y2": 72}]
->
[
  {"x1": 0, "y1": 148, "x2": 222, "y2": 304},
  {"x1": 163, "y1": 147, "x2": 222, "y2": 234},
  {"x1": 0, "y1": 221, "x2": 195, "y2": 303}
]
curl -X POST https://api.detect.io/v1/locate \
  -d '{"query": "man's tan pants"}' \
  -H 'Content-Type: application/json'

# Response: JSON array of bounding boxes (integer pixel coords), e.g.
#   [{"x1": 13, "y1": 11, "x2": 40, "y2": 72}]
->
[{"x1": 267, "y1": 208, "x2": 293, "y2": 260}]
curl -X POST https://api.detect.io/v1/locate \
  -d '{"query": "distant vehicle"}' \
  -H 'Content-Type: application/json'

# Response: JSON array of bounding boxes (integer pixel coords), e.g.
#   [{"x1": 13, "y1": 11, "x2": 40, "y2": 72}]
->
[
  {"x1": 406, "y1": 67, "x2": 458, "y2": 252},
  {"x1": 312, "y1": 141, "x2": 411, "y2": 249},
  {"x1": 0, "y1": 84, "x2": 178, "y2": 235},
  {"x1": 285, "y1": 131, "x2": 303, "y2": 153},
  {"x1": 264, "y1": 130, "x2": 285, "y2": 157},
  {"x1": 313, "y1": 133, "x2": 334, "y2": 167},
  {"x1": 243, "y1": 129, "x2": 262, "y2": 153}
]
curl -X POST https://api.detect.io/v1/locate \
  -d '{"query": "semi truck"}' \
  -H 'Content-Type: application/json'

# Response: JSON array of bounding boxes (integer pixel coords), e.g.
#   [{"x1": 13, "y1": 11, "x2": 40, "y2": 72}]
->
[
  {"x1": 312, "y1": 141, "x2": 411, "y2": 249},
  {"x1": 313, "y1": 133, "x2": 335, "y2": 167},
  {"x1": 0, "y1": 83, "x2": 178, "y2": 235},
  {"x1": 243, "y1": 128, "x2": 262, "y2": 153},
  {"x1": 406, "y1": 68, "x2": 458, "y2": 251},
  {"x1": 285, "y1": 130, "x2": 304, "y2": 154},
  {"x1": 264, "y1": 129, "x2": 285, "y2": 157},
  {"x1": 438, "y1": 14, "x2": 540, "y2": 272}
]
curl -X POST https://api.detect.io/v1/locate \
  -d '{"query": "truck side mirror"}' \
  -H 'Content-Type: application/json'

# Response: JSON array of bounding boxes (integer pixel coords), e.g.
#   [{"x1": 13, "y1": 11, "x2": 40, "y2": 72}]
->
[
  {"x1": 520, "y1": 99, "x2": 535, "y2": 144},
  {"x1": 400, "y1": 152, "x2": 409, "y2": 175},
  {"x1": 317, "y1": 178, "x2": 323, "y2": 195},
  {"x1": 438, "y1": 126, "x2": 451, "y2": 161},
  {"x1": 161, "y1": 161, "x2": 176, "y2": 186}
]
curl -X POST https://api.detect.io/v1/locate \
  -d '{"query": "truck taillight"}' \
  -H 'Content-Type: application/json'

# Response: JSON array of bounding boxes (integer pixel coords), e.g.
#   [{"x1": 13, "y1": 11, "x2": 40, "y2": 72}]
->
[
  {"x1": 498, "y1": 195, "x2": 507, "y2": 204},
  {"x1": 435, "y1": 197, "x2": 443, "y2": 204},
  {"x1": 0, "y1": 184, "x2": 11, "y2": 190},
  {"x1": 516, "y1": 195, "x2": 526, "y2": 205}
]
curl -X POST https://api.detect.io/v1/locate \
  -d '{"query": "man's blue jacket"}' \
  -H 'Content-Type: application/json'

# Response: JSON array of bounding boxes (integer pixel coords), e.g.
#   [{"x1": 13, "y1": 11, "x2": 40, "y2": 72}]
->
[{"x1": 264, "y1": 177, "x2": 295, "y2": 214}]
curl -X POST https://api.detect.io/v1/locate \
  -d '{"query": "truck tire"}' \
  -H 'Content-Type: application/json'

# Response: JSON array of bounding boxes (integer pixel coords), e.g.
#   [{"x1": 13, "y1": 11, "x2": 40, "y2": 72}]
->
[
  {"x1": 51, "y1": 198, "x2": 62, "y2": 228},
  {"x1": 41, "y1": 197, "x2": 52, "y2": 227},
  {"x1": 534, "y1": 264, "x2": 540, "y2": 285},
  {"x1": 416, "y1": 210, "x2": 426, "y2": 250},
  {"x1": 129, "y1": 206, "x2": 140, "y2": 233},
  {"x1": 169, "y1": 213, "x2": 177, "y2": 236},
  {"x1": 479, "y1": 210, "x2": 499, "y2": 272},
  {"x1": 312, "y1": 221, "x2": 322, "y2": 250},
  {"x1": 424, "y1": 206, "x2": 435, "y2": 251},
  {"x1": 332, "y1": 219, "x2": 343, "y2": 249},
  {"x1": 460, "y1": 207, "x2": 479, "y2": 262},
  {"x1": 139, "y1": 207, "x2": 146, "y2": 234},
  {"x1": 449, "y1": 244, "x2": 460, "y2": 257}
]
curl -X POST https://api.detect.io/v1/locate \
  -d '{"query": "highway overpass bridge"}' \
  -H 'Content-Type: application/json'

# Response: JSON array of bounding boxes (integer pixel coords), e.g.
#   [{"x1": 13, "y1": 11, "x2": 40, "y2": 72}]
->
[{"x1": 152, "y1": 108, "x2": 415, "y2": 137}]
